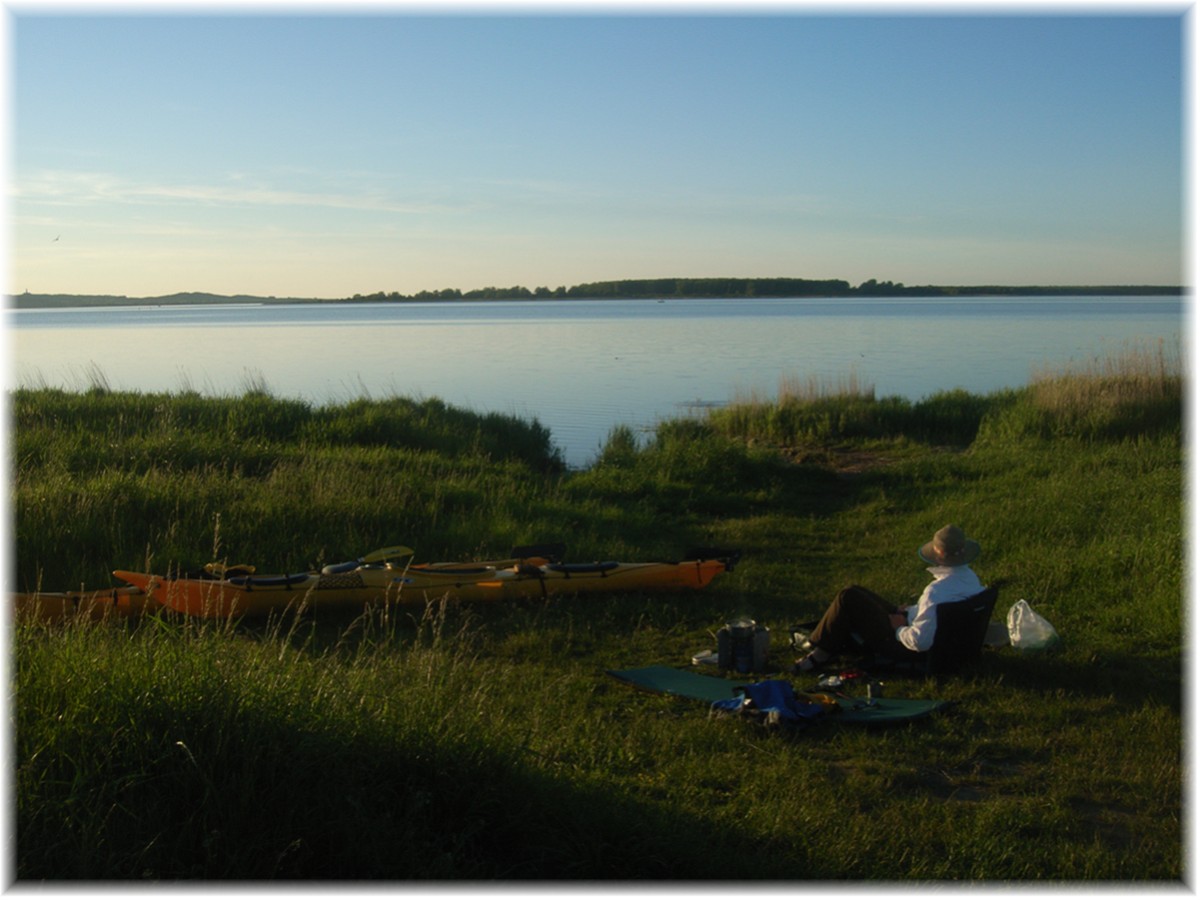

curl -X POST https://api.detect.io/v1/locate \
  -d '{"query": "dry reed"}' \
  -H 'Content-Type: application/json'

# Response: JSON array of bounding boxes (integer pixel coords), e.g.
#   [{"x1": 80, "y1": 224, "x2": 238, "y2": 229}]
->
[
  {"x1": 733, "y1": 369, "x2": 875, "y2": 406},
  {"x1": 1029, "y1": 337, "x2": 1181, "y2": 415}
]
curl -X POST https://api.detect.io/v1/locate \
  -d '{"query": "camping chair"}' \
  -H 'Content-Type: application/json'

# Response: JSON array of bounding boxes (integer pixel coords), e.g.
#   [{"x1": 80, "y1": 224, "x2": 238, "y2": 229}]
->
[{"x1": 921, "y1": 586, "x2": 1000, "y2": 675}]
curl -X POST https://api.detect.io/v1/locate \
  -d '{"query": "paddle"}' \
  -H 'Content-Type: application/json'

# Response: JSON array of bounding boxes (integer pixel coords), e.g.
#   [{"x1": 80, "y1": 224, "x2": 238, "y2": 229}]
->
[
  {"x1": 321, "y1": 546, "x2": 414, "y2": 576},
  {"x1": 360, "y1": 546, "x2": 414, "y2": 564}
]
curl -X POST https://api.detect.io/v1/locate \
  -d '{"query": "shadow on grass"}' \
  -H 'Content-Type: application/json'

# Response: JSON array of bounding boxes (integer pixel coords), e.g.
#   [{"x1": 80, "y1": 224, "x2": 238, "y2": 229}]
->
[
  {"x1": 18, "y1": 696, "x2": 827, "y2": 881},
  {"x1": 981, "y1": 647, "x2": 1180, "y2": 712},
  {"x1": 869, "y1": 644, "x2": 1180, "y2": 715}
]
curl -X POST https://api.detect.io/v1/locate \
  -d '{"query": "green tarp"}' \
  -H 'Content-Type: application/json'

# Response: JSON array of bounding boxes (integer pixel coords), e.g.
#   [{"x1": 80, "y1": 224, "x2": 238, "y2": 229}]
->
[{"x1": 607, "y1": 665, "x2": 948, "y2": 724}]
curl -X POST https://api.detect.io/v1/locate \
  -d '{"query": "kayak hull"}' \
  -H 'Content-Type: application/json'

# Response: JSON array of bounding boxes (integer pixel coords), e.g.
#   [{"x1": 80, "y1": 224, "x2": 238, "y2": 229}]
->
[
  {"x1": 13, "y1": 586, "x2": 155, "y2": 623},
  {"x1": 113, "y1": 556, "x2": 733, "y2": 619}
]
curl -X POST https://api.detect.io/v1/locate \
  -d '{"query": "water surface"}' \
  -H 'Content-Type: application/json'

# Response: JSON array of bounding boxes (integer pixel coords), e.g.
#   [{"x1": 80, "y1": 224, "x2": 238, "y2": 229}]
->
[{"x1": 10, "y1": 296, "x2": 1183, "y2": 467}]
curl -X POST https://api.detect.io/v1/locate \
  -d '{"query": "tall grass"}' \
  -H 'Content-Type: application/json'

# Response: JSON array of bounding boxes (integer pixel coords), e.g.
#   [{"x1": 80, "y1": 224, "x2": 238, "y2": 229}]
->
[
  {"x1": 1012, "y1": 337, "x2": 1184, "y2": 440},
  {"x1": 712, "y1": 385, "x2": 999, "y2": 448},
  {"x1": 1031, "y1": 337, "x2": 1181, "y2": 407},
  {"x1": 12, "y1": 388, "x2": 569, "y2": 588},
  {"x1": 10, "y1": 351, "x2": 1183, "y2": 880},
  {"x1": 710, "y1": 341, "x2": 1182, "y2": 448},
  {"x1": 15, "y1": 604, "x2": 562, "y2": 878},
  {"x1": 733, "y1": 369, "x2": 876, "y2": 406}
]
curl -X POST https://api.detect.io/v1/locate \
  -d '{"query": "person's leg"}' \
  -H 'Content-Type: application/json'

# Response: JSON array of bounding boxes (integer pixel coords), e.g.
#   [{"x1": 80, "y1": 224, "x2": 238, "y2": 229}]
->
[{"x1": 802, "y1": 585, "x2": 896, "y2": 663}]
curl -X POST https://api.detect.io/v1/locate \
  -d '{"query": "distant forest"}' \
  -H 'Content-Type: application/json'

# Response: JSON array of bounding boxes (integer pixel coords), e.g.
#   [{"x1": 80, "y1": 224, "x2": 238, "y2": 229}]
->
[
  {"x1": 9, "y1": 277, "x2": 1183, "y2": 309},
  {"x1": 355, "y1": 277, "x2": 1183, "y2": 302}
]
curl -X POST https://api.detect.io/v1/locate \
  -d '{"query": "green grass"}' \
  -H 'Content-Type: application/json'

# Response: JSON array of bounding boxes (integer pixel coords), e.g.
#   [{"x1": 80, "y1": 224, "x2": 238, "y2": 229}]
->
[{"x1": 11, "y1": 348, "x2": 1183, "y2": 881}]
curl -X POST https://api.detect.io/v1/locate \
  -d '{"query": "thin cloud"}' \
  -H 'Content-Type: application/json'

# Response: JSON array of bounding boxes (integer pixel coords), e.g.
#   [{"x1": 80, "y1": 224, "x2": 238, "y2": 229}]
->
[
  {"x1": 12, "y1": 169, "x2": 462, "y2": 216},
  {"x1": 18, "y1": 168, "x2": 843, "y2": 231}
]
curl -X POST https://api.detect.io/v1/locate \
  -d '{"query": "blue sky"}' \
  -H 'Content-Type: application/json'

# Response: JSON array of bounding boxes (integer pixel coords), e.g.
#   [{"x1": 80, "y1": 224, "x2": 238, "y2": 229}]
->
[{"x1": 8, "y1": 6, "x2": 1186, "y2": 298}]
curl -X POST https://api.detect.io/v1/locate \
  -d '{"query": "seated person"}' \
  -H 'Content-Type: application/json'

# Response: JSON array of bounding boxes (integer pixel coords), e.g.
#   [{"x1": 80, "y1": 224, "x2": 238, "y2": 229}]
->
[{"x1": 795, "y1": 525, "x2": 984, "y2": 672}]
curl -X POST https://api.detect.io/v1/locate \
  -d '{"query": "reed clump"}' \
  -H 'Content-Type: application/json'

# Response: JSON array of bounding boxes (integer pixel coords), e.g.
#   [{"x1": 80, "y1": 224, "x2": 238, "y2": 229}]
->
[
  {"x1": 714, "y1": 378, "x2": 993, "y2": 447},
  {"x1": 1032, "y1": 337, "x2": 1180, "y2": 404},
  {"x1": 1022, "y1": 337, "x2": 1182, "y2": 439},
  {"x1": 709, "y1": 341, "x2": 1182, "y2": 448}
]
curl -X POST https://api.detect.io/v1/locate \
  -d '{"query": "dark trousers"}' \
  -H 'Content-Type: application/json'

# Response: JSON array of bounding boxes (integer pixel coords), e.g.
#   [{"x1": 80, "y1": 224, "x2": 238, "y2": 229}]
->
[{"x1": 808, "y1": 585, "x2": 924, "y2": 664}]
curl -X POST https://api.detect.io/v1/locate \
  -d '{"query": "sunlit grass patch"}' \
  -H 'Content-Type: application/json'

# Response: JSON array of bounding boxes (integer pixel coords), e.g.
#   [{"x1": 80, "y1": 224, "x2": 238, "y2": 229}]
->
[
  {"x1": 713, "y1": 369, "x2": 992, "y2": 447},
  {"x1": 981, "y1": 338, "x2": 1183, "y2": 442},
  {"x1": 1030, "y1": 337, "x2": 1181, "y2": 415},
  {"x1": 732, "y1": 369, "x2": 876, "y2": 406}
]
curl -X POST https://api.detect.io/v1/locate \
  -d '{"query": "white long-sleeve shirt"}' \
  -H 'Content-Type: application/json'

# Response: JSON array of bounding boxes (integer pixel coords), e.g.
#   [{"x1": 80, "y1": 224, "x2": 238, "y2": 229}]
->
[{"x1": 895, "y1": 565, "x2": 984, "y2": 653}]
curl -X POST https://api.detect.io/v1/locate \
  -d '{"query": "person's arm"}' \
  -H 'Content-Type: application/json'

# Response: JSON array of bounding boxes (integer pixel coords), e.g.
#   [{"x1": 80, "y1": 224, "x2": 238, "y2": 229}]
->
[{"x1": 895, "y1": 587, "x2": 938, "y2": 652}]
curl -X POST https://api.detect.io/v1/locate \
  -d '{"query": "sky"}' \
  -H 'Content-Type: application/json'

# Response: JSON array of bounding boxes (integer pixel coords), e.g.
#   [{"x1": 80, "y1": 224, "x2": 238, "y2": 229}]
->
[{"x1": 5, "y1": 2, "x2": 1187, "y2": 298}]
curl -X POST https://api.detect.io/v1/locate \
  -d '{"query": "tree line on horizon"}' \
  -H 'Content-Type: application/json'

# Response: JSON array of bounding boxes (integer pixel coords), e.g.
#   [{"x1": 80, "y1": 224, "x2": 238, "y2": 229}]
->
[
  {"x1": 10, "y1": 277, "x2": 1182, "y2": 308},
  {"x1": 346, "y1": 277, "x2": 1181, "y2": 303}
]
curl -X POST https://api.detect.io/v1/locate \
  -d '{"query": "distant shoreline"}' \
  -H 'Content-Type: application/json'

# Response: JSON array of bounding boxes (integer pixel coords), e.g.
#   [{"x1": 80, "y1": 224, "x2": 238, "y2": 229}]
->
[{"x1": 7, "y1": 278, "x2": 1184, "y2": 310}]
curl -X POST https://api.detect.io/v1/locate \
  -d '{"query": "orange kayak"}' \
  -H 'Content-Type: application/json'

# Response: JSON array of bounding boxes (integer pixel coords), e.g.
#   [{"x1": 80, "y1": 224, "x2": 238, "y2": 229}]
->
[
  {"x1": 112, "y1": 548, "x2": 739, "y2": 619},
  {"x1": 13, "y1": 586, "x2": 157, "y2": 623}
]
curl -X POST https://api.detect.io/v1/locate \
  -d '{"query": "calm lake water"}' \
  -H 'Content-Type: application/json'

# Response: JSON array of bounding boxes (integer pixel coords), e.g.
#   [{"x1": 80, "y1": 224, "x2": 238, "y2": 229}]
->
[{"x1": 8, "y1": 296, "x2": 1184, "y2": 468}]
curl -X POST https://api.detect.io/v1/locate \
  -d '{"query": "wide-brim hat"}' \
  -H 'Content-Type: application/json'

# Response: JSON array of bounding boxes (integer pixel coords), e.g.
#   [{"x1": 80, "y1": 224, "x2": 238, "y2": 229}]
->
[{"x1": 919, "y1": 524, "x2": 980, "y2": 567}]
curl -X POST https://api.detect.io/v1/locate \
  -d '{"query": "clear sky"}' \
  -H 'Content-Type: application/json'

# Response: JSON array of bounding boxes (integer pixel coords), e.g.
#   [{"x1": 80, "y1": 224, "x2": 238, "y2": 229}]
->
[{"x1": 7, "y1": 3, "x2": 1187, "y2": 298}]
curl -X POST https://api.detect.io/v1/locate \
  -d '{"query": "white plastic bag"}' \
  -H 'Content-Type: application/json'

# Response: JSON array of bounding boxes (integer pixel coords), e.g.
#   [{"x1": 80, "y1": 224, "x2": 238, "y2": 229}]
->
[{"x1": 1007, "y1": 599, "x2": 1059, "y2": 651}]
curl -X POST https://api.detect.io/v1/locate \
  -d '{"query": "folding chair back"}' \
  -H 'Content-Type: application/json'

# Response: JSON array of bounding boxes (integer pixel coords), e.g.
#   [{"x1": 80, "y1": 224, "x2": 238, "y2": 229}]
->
[{"x1": 925, "y1": 586, "x2": 999, "y2": 675}]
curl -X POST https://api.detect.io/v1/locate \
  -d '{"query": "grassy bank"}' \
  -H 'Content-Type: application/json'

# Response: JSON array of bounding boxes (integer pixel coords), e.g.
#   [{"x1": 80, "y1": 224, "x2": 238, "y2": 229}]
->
[{"x1": 11, "y1": 347, "x2": 1183, "y2": 881}]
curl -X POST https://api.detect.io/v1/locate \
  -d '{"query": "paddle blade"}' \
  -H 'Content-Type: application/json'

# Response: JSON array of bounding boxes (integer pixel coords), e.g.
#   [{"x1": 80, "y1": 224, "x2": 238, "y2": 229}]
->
[{"x1": 361, "y1": 546, "x2": 414, "y2": 564}]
